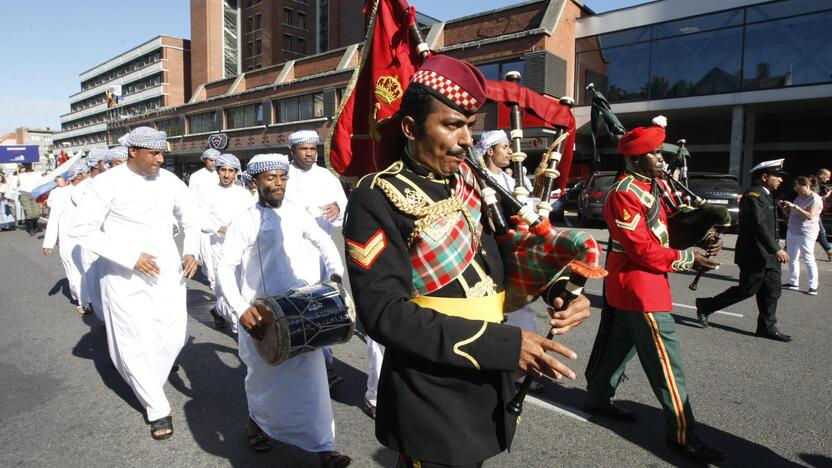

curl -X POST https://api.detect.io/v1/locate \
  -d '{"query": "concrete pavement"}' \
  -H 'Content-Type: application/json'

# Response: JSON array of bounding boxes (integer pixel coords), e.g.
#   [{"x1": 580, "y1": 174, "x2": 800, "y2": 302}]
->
[{"x1": 0, "y1": 223, "x2": 830, "y2": 467}]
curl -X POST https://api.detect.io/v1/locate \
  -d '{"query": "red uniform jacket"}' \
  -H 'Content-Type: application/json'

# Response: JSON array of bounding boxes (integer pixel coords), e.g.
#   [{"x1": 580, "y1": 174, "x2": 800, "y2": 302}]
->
[{"x1": 603, "y1": 172, "x2": 694, "y2": 312}]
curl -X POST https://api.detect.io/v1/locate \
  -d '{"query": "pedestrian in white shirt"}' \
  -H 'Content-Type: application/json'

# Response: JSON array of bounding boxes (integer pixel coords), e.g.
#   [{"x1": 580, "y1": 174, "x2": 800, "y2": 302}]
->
[
  {"x1": 215, "y1": 153, "x2": 351, "y2": 467},
  {"x1": 782, "y1": 176, "x2": 823, "y2": 295},
  {"x1": 70, "y1": 127, "x2": 199, "y2": 440},
  {"x1": 189, "y1": 148, "x2": 220, "y2": 289},
  {"x1": 199, "y1": 153, "x2": 254, "y2": 332},
  {"x1": 284, "y1": 130, "x2": 349, "y2": 388}
]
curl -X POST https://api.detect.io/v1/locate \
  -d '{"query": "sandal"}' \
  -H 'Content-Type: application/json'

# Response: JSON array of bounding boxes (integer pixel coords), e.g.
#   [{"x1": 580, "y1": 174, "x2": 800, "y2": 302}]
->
[
  {"x1": 246, "y1": 418, "x2": 273, "y2": 452},
  {"x1": 327, "y1": 369, "x2": 344, "y2": 389},
  {"x1": 150, "y1": 416, "x2": 173, "y2": 440},
  {"x1": 319, "y1": 451, "x2": 352, "y2": 468},
  {"x1": 209, "y1": 307, "x2": 226, "y2": 330},
  {"x1": 362, "y1": 399, "x2": 376, "y2": 420}
]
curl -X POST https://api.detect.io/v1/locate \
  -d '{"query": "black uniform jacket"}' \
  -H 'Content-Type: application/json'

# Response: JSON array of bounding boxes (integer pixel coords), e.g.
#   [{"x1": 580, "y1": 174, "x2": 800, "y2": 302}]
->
[
  {"x1": 735, "y1": 184, "x2": 780, "y2": 269},
  {"x1": 343, "y1": 156, "x2": 522, "y2": 465}
]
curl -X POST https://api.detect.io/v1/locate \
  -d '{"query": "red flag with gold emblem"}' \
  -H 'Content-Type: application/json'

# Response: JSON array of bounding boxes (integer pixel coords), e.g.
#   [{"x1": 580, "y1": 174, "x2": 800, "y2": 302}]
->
[{"x1": 325, "y1": 0, "x2": 424, "y2": 180}]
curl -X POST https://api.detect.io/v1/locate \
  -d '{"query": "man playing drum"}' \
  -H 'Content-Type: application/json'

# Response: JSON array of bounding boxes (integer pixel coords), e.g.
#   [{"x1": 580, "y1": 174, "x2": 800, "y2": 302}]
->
[{"x1": 215, "y1": 153, "x2": 351, "y2": 466}]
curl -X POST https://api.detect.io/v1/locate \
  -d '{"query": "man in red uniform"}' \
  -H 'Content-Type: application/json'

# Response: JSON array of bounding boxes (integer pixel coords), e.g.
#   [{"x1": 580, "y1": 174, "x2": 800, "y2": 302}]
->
[{"x1": 583, "y1": 118, "x2": 725, "y2": 464}]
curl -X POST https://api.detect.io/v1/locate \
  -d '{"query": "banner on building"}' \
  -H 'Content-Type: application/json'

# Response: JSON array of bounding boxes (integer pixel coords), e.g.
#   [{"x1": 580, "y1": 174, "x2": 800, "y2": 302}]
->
[{"x1": 0, "y1": 145, "x2": 40, "y2": 164}]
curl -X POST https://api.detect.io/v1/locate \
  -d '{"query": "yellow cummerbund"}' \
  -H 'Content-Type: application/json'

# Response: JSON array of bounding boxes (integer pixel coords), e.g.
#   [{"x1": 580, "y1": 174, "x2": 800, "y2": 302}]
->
[{"x1": 410, "y1": 292, "x2": 505, "y2": 323}]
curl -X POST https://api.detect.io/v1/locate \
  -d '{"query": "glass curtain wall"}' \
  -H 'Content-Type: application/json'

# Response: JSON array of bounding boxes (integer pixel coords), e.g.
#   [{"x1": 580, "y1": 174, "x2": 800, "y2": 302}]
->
[{"x1": 576, "y1": 0, "x2": 832, "y2": 104}]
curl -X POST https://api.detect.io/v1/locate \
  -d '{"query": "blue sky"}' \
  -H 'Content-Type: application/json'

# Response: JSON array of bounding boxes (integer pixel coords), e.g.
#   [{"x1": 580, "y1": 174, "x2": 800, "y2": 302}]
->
[{"x1": 0, "y1": 0, "x2": 645, "y2": 133}]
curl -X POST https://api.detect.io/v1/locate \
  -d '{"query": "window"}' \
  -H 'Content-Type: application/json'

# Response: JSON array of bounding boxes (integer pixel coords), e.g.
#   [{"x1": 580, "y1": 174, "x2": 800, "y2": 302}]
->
[
  {"x1": 157, "y1": 118, "x2": 183, "y2": 137},
  {"x1": 275, "y1": 92, "x2": 324, "y2": 123},
  {"x1": 255, "y1": 13, "x2": 261, "y2": 30},
  {"x1": 284, "y1": 8, "x2": 293, "y2": 25},
  {"x1": 476, "y1": 59, "x2": 524, "y2": 84},
  {"x1": 247, "y1": 16, "x2": 253, "y2": 31},
  {"x1": 227, "y1": 103, "x2": 265, "y2": 128},
  {"x1": 283, "y1": 34, "x2": 293, "y2": 51},
  {"x1": 297, "y1": 12, "x2": 306, "y2": 29},
  {"x1": 188, "y1": 111, "x2": 220, "y2": 134},
  {"x1": 247, "y1": 41, "x2": 254, "y2": 57},
  {"x1": 743, "y1": 10, "x2": 832, "y2": 90},
  {"x1": 296, "y1": 37, "x2": 305, "y2": 54},
  {"x1": 255, "y1": 39, "x2": 262, "y2": 56}
]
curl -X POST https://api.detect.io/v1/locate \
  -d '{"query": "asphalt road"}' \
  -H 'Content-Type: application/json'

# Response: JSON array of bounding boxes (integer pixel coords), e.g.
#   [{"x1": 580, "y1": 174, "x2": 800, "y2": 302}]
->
[{"x1": 0, "y1": 220, "x2": 830, "y2": 467}]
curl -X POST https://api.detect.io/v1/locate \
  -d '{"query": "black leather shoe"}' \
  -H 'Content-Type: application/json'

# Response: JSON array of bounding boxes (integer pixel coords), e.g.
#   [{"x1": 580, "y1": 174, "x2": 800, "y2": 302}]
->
[
  {"x1": 755, "y1": 330, "x2": 792, "y2": 342},
  {"x1": 666, "y1": 437, "x2": 725, "y2": 464},
  {"x1": 583, "y1": 402, "x2": 638, "y2": 422},
  {"x1": 695, "y1": 298, "x2": 710, "y2": 328}
]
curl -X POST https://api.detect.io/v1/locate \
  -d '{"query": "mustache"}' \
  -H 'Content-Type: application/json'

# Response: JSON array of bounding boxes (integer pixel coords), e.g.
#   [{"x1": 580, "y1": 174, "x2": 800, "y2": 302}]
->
[{"x1": 446, "y1": 147, "x2": 466, "y2": 158}]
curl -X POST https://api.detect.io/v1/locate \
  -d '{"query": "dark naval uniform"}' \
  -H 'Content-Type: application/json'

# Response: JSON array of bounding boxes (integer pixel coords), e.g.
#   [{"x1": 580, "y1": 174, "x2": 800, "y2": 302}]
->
[
  {"x1": 343, "y1": 155, "x2": 522, "y2": 466},
  {"x1": 697, "y1": 184, "x2": 783, "y2": 333},
  {"x1": 585, "y1": 170, "x2": 699, "y2": 445}
]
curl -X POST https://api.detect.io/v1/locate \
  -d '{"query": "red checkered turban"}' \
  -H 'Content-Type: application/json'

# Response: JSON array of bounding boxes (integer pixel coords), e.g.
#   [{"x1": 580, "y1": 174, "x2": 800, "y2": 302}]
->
[
  {"x1": 618, "y1": 123, "x2": 666, "y2": 157},
  {"x1": 410, "y1": 55, "x2": 488, "y2": 115}
]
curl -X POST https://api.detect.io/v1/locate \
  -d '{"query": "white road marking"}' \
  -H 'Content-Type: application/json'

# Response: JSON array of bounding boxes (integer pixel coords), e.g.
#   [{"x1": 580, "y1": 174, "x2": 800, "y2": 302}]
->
[
  {"x1": 525, "y1": 395, "x2": 589, "y2": 422},
  {"x1": 585, "y1": 289, "x2": 743, "y2": 318},
  {"x1": 672, "y1": 302, "x2": 743, "y2": 318}
]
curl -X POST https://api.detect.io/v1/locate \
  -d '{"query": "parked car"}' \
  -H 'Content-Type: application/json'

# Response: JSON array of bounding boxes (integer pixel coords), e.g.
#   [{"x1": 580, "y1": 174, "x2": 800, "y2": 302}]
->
[
  {"x1": 549, "y1": 180, "x2": 585, "y2": 221},
  {"x1": 578, "y1": 171, "x2": 617, "y2": 226},
  {"x1": 685, "y1": 172, "x2": 742, "y2": 228},
  {"x1": 576, "y1": 171, "x2": 743, "y2": 230}
]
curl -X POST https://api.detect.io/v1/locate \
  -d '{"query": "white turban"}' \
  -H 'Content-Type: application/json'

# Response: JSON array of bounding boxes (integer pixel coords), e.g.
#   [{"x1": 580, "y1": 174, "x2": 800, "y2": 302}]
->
[
  {"x1": 476, "y1": 130, "x2": 509, "y2": 156},
  {"x1": 216, "y1": 153, "x2": 241, "y2": 171},
  {"x1": 201, "y1": 148, "x2": 220, "y2": 161},
  {"x1": 287, "y1": 130, "x2": 319, "y2": 148},
  {"x1": 123, "y1": 126, "x2": 167, "y2": 150},
  {"x1": 246, "y1": 153, "x2": 290, "y2": 175}
]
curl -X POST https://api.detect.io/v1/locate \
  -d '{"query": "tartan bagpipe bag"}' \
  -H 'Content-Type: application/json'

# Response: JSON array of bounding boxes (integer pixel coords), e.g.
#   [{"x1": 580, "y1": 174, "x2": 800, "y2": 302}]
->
[{"x1": 498, "y1": 215, "x2": 607, "y2": 313}]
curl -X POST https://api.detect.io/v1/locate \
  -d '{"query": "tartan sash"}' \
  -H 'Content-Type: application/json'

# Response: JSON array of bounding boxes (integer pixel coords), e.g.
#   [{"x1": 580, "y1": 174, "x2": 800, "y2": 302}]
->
[{"x1": 375, "y1": 163, "x2": 483, "y2": 296}]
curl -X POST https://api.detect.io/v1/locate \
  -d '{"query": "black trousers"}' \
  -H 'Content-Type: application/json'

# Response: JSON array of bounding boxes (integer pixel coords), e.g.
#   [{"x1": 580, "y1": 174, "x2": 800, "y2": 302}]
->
[
  {"x1": 700, "y1": 265, "x2": 781, "y2": 332},
  {"x1": 396, "y1": 454, "x2": 483, "y2": 468}
]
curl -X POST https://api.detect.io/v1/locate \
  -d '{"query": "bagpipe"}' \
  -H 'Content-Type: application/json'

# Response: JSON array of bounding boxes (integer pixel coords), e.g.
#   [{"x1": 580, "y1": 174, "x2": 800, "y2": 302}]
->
[{"x1": 325, "y1": 1, "x2": 607, "y2": 417}]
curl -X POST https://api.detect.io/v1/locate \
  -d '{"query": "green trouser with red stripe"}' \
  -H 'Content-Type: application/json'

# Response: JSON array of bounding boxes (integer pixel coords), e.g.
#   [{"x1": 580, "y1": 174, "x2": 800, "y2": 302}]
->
[{"x1": 585, "y1": 309, "x2": 696, "y2": 444}]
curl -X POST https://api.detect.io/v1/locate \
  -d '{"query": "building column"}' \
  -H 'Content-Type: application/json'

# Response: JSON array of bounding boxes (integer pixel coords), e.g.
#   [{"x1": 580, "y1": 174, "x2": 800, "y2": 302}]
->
[
  {"x1": 729, "y1": 105, "x2": 744, "y2": 182},
  {"x1": 741, "y1": 111, "x2": 756, "y2": 188}
]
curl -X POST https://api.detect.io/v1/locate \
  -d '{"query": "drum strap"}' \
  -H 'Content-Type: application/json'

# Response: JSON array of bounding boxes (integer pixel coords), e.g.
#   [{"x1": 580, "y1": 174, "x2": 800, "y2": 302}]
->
[{"x1": 410, "y1": 292, "x2": 505, "y2": 323}]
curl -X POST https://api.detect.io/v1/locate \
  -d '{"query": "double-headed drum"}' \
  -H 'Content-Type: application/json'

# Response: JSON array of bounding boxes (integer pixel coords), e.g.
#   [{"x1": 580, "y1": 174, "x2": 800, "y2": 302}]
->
[{"x1": 252, "y1": 281, "x2": 355, "y2": 366}]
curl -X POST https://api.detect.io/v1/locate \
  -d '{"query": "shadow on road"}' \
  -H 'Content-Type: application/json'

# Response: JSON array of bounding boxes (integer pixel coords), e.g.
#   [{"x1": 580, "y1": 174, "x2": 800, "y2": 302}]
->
[
  {"x1": 529, "y1": 385, "x2": 802, "y2": 467},
  {"x1": 800, "y1": 453, "x2": 832, "y2": 467},
  {"x1": 171, "y1": 336, "x2": 339, "y2": 467},
  {"x1": 672, "y1": 314, "x2": 758, "y2": 337},
  {"x1": 71, "y1": 314, "x2": 144, "y2": 416},
  {"x1": 47, "y1": 277, "x2": 74, "y2": 302}
]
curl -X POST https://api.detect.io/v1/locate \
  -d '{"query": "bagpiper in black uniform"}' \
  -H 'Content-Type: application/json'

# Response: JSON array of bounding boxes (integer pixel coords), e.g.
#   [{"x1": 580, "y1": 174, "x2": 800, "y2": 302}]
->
[
  {"x1": 343, "y1": 54, "x2": 585, "y2": 468},
  {"x1": 696, "y1": 159, "x2": 792, "y2": 342}
]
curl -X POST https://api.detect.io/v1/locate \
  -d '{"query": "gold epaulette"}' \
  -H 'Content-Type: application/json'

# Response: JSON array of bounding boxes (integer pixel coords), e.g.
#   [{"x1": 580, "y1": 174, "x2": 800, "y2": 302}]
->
[{"x1": 355, "y1": 161, "x2": 404, "y2": 190}]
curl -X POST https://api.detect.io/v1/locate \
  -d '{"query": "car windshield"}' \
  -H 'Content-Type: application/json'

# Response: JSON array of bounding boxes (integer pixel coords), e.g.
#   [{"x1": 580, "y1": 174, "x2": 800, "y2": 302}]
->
[{"x1": 688, "y1": 176, "x2": 740, "y2": 192}]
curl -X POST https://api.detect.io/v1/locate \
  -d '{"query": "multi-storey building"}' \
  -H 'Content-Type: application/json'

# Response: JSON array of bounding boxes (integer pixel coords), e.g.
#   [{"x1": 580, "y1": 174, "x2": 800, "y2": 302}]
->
[
  {"x1": 573, "y1": 0, "x2": 832, "y2": 184},
  {"x1": 107, "y1": 0, "x2": 832, "y2": 186},
  {"x1": 53, "y1": 36, "x2": 191, "y2": 153},
  {"x1": 189, "y1": 0, "x2": 435, "y2": 95},
  {"x1": 111, "y1": 0, "x2": 578, "y2": 177}
]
